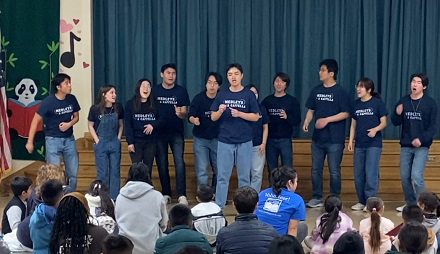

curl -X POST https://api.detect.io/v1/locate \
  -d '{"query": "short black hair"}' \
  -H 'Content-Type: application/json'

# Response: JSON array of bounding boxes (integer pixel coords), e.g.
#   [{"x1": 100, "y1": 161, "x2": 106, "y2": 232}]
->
[
  {"x1": 269, "y1": 235, "x2": 304, "y2": 254},
  {"x1": 197, "y1": 185, "x2": 214, "y2": 202},
  {"x1": 51, "y1": 73, "x2": 71, "y2": 93},
  {"x1": 102, "y1": 234, "x2": 134, "y2": 254},
  {"x1": 319, "y1": 59, "x2": 339, "y2": 80},
  {"x1": 126, "y1": 162, "x2": 152, "y2": 185},
  {"x1": 410, "y1": 73, "x2": 429, "y2": 87},
  {"x1": 402, "y1": 204, "x2": 424, "y2": 223},
  {"x1": 398, "y1": 221, "x2": 428, "y2": 253},
  {"x1": 11, "y1": 176, "x2": 33, "y2": 197},
  {"x1": 233, "y1": 186, "x2": 258, "y2": 214},
  {"x1": 41, "y1": 179, "x2": 64, "y2": 206},
  {"x1": 176, "y1": 245, "x2": 208, "y2": 254},
  {"x1": 418, "y1": 191, "x2": 440, "y2": 213},
  {"x1": 206, "y1": 72, "x2": 222, "y2": 86},
  {"x1": 169, "y1": 204, "x2": 193, "y2": 227},
  {"x1": 161, "y1": 63, "x2": 177, "y2": 73},
  {"x1": 226, "y1": 63, "x2": 244, "y2": 74},
  {"x1": 273, "y1": 72, "x2": 291, "y2": 89}
]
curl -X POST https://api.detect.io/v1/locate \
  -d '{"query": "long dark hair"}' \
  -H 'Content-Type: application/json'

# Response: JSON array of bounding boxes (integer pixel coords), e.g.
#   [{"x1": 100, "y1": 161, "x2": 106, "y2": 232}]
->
[
  {"x1": 96, "y1": 85, "x2": 119, "y2": 115},
  {"x1": 49, "y1": 196, "x2": 90, "y2": 254},
  {"x1": 366, "y1": 197, "x2": 384, "y2": 253},
  {"x1": 270, "y1": 167, "x2": 297, "y2": 196},
  {"x1": 88, "y1": 180, "x2": 115, "y2": 220},
  {"x1": 318, "y1": 195, "x2": 342, "y2": 243},
  {"x1": 357, "y1": 78, "x2": 381, "y2": 98},
  {"x1": 133, "y1": 79, "x2": 154, "y2": 113}
]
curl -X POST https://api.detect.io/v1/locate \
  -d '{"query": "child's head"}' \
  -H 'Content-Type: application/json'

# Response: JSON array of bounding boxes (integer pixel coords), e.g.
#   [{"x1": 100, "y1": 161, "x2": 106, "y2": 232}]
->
[
  {"x1": 333, "y1": 231, "x2": 365, "y2": 254},
  {"x1": 11, "y1": 176, "x2": 33, "y2": 199},
  {"x1": 324, "y1": 194, "x2": 342, "y2": 213},
  {"x1": 418, "y1": 191, "x2": 440, "y2": 215},
  {"x1": 196, "y1": 185, "x2": 214, "y2": 203},
  {"x1": 398, "y1": 221, "x2": 428, "y2": 253},
  {"x1": 402, "y1": 205, "x2": 424, "y2": 223},
  {"x1": 233, "y1": 186, "x2": 259, "y2": 214},
  {"x1": 36, "y1": 164, "x2": 65, "y2": 196},
  {"x1": 169, "y1": 204, "x2": 193, "y2": 228},
  {"x1": 88, "y1": 180, "x2": 108, "y2": 196},
  {"x1": 41, "y1": 179, "x2": 64, "y2": 207},
  {"x1": 87, "y1": 180, "x2": 115, "y2": 219},
  {"x1": 319, "y1": 59, "x2": 338, "y2": 81},
  {"x1": 319, "y1": 195, "x2": 342, "y2": 244},
  {"x1": 127, "y1": 162, "x2": 152, "y2": 185},
  {"x1": 366, "y1": 197, "x2": 384, "y2": 213},
  {"x1": 268, "y1": 235, "x2": 305, "y2": 254},
  {"x1": 366, "y1": 197, "x2": 384, "y2": 253},
  {"x1": 102, "y1": 234, "x2": 134, "y2": 254},
  {"x1": 270, "y1": 166, "x2": 298, "y2": 196}
]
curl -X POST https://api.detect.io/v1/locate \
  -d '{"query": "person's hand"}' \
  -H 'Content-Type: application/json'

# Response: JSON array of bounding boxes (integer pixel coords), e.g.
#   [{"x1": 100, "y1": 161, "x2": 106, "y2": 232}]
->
[
  {"x1": 59, "y1": 122, "x2": 71, "y2": 132},
  {"x1": 174, "y1": 105, "x2": 182, "y2": 116},
  {"x1": 315, "y1": 118, "x2": 329, "y2": 129},
  {"x1": 259, "y1": 143, "x2": 266, "y2": 155},
  {"x1": 192, "y1": 117, "x2": 200, "y2": 126},
  {"x1": 280, "y1": 110, "x2": 287, "y2": 119},
  {"x1": 230, "y1": 108, "x2": 241, "y2": 118},
  {"x1": 412, "y1": 138, "x2": 422, "y2": 147},
  {"x1": 348, "y1": 142, "x2": 354, "y2": 152},
  {"x1": 367, "y1": 128, "x2": 377, "y2": 138},
  {"x1": 396, "y1": 104, "x2": 403, "y2": 115},
  {"x1": 25, "y1": 142, "x2": 34, "y2": 154},
  {"x1": 218, "y1": 104, "x2": 227, "y2": 113},
  {"x1": 303, "y1": 122, "x2": 309, "y2": 132},
  {"x1": 128, "y1": 144, "x2": 135, "y2": 153},
  {"x1": 144, "y1": 124, "x2": 154, "y2": 135},
  {"x1": 94, "y1": 138, "x2": 100, "y2": 145}
]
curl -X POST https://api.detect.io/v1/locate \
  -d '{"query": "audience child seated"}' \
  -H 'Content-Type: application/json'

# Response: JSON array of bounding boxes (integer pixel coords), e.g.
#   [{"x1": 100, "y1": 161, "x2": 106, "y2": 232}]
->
[
  {"x1": 85, "y1": 180, "x2": 116, "y2": 234},
  {"x1": 27, "y1": 179, "x2": 64, "y2": 254},
  {"x1": 115, "y1": 162, "x2": 168, "y2": 254},
  {"x1": 304, "y1": 195, "x2": 355, "y2": 254},
  {"x1": 191, "y1": 185, "x2": 225, "y2": 245},
  {"x1": 256, "y1": 166, "x2": 307, "y2": 241},
  {"x1": 49, "y1": 192, "x2": 108, "y2": 254},
  {"x1": 155, "y1": 204, "x2": 213, "y2": 254},
  {"x1": 386, "y1": 221, "x2": 429, "y2": 254},
  {"x1": 216, "y1": 186, "x2": 278, "y2": 254},
  {"x1": 102, "y1": 234, "x2": 134, "y2": 254},
  {"x1": 1, "y1": 176, "x2": 33, "y2": 234},
  {"x1": 269, "y1": 235, "x2": 305, "y2": 254},
  {"x1": 333, "y1": 231, "x2": 365, "y2": 254},
  {"x1": 27, "y1": 164, "x2": 65, "y2": 216},
  {"x1": 359, "y1": 197, "x2": 394, "y2": 254},
  {"x1": 176, "y1": 245, "x2": 209, "y2": 254},
  {"x1": 418, "y1": 192, "x2": 440, "y2": 236}
]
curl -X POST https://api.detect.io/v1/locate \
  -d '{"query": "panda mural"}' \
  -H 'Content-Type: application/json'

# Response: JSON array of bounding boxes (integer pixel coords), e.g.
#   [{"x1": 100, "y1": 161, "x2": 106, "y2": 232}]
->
[{"x1": 8, "y1": 78, "x2": 44, "y2": 139}]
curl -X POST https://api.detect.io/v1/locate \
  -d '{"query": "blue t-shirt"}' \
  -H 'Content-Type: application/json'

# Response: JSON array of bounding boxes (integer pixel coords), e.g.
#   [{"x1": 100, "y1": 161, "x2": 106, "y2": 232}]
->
[
  {"x1": 153, "y1": 84, "x2": 190, "y2": 135},
  {"x1": 256, "y1": 188, "x2": 306, "y2": 235},
  {"x1": 252, "y1": 104, "x2": 269, "y2": 146},
  {"x1": 351, "y1": 97, "x2": 388, "y2": 148},
  {"x1": 305, "y1": 84, "x2": 350, "y2": 144},
  {"x1": 37, "y1": 94, "x2": 81, "y2": 138},
  {"x1": 210, "y1": 88, "x2": 260, "y2": 144}
]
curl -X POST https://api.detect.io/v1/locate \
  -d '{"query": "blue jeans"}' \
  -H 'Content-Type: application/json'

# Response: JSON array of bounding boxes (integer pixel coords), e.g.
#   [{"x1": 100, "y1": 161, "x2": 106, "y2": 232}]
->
[
  {"x1": 94, "y1": 139, "x2": 121, "y2": 200},
  {"x1": 354, "y1": 146, "x2": 382, "y2": 205},
  {"x1": 250, "y1": 145, "x2": 265, "y2": 192},
  {"x1": 400, "y1": 147, "x2": 429, "y2": 205},
  {"x1": 266, "y1": 138, "x2": 293, "y2": 172},
  {"x1": 311, "y1": 141, "x2": 344, "y2": 200},
  {"x1": 193, "y1": 137, "x2": 218, "y2": 192},
  {"x1": 156, "y1": 133, "x2": 186, "y2": 197},
  {"x1": 45, "y1": 136, "x2": 79, "y2": 193},
  {"x1": 215, "y1": 141, "x2": 252, "y2": 208}
]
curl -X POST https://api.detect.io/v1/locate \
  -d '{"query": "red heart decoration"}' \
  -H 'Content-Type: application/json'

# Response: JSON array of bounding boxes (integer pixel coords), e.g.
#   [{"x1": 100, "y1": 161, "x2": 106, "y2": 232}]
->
[
  {"x1": 73, "y1": 19, "x2": 80, "y2": 25},
  {"x1": 83, "y1": 62, "x2": 90, "y2": 68}
]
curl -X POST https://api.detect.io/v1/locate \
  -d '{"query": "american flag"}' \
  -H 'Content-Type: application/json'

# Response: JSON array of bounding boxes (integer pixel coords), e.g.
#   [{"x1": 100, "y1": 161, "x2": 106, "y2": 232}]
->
[{"x1": 0, "y1": 39, "x2": 12, "y2": 174}]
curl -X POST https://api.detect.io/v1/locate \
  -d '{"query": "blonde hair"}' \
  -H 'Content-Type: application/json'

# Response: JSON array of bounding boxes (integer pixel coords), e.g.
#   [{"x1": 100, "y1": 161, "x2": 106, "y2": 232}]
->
[{"x1": 35, "y1": 164, "x2": 65, "y2": 196}]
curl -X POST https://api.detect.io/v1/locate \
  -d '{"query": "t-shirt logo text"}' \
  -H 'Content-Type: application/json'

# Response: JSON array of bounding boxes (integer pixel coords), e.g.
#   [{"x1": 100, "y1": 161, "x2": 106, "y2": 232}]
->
[
  {"x1": 405, "y1": 111, "x2": 422, "y2": 121},
  {"x1": 268, "y1": 108, "x2": 283, "y2": 116},
  {"x1": 355, "y1": 108, "x2": 374, "y2": 116},
  {"x1": 224, "y1": 99, "x2": 246, "y2": 109},
  {"x1": 316, "y1": 93, "x2": 334, "y2": 102},
  {"x1": 157, "y1": 96, "x2": 177, "y2": 105},
  {"x1": 54, "y1": 105, "x2": 73, "y2": 115},
  {"x1": 134, "y1": 113, "x2": 156, "y2": 121}
]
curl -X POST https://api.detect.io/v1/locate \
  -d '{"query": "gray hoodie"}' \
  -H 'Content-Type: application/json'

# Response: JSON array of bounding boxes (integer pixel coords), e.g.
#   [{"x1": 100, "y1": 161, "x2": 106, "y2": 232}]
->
[{"x1": 115, "y1": 181, "x2": 168, "y2": 254}]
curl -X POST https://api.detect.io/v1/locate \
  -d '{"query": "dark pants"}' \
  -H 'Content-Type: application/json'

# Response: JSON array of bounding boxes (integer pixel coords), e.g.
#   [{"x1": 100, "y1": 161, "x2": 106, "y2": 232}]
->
[
  {"x1": 156, "y1": 132, "x2": 186, "y2": 196},
  {"x1": 130, "y1": 140, "x2": 156, "y2": 177},
  {"x1": 266, "y1": 138, "x2": 293, "y2": 172}
]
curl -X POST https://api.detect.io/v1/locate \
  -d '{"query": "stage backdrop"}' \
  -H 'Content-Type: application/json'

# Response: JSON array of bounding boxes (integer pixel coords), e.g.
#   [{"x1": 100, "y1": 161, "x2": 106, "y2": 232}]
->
[{"x1": 94, "y1": 0, "x2": 440, "y2": 138}]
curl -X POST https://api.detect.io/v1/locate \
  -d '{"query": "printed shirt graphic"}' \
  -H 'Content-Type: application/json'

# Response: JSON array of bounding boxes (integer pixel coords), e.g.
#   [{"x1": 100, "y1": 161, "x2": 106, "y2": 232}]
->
[{"x1": 256, "y1": 188, "x2": 306, "y2": 235}]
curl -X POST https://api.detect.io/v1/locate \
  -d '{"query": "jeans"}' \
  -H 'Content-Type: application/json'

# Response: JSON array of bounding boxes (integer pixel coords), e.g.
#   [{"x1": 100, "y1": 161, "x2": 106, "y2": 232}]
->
[
  {"x1": 354, "y1": 146, "x2": 382, "y2": 205},
  {"x1": 130, "y1": 140, "x2": 156, "y2": 177},
  {"x1": 250, "y1": 145, "x2": 265, "y2": 192},
  {"x1": 94, "y1": 139, "x2": 121, "y2": 200},
  {"x1": 193, "y1": 137, "x2": 218, "y2": 192},
  {"x1": 215, "y1": 141, "x2": 252, "y2": 208},
  {"x1": 266, "y1": 138, "x2": 293, "y2": 172},
  {"x1": 156, "y1": 133, "x2": 186, "y2": 197},
  {"x1": 400, "y1": 147, "x2": 429, "y2": 205},
  {"x1": 45, "y1": 136, "x2": 79, "y2": 193},
  {"x1": 311, "y1": 141, "x2": 344, "y2": 200}
]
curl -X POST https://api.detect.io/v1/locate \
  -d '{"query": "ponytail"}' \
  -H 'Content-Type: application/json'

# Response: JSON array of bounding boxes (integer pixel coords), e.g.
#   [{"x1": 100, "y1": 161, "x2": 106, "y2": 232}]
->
[
  {"x1": 319, "y1": 195, "x2": 342, "y2": 243},
  {"x1": 369, "y1": 208, "x2": 381, "y2": 253},
  {"x1": 87, "y1": 180, "x2": 115, "y2": 220},
  {"x1": 270, "y1": 167, "x2": 297, "y2": 197}
]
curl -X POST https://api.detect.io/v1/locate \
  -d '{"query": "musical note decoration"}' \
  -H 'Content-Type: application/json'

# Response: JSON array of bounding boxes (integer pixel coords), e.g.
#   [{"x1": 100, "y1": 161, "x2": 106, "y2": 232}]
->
[{"x1": 60, "y1": 32, "x2": 81, "y2": 68}]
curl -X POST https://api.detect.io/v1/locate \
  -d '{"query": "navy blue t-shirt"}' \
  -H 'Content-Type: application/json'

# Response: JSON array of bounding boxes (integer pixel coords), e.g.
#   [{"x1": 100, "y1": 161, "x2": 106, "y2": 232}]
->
[
  {"x1": 153, "y1": 84, "x2": 190, "y2": 135},
  {"x1": 252, "y1": 104, "x2": 269, "y2": 146},
  {"x1": 305, "y1": 84, "x2": 350, "y2": 144},
  {"x1": 188, "y1": 91, "x2": 219, "y2": 140},
  {"x1": 37, "y1": 94, "x2": 81, "y2": 138},
  {"x1": 210, "y1": 88, "x2": 260, "y2": 144},
  {"x1": 87, "y1": 103, "x2": 124, "y2": 131},
  {"x1": 351, "y1": 97, "x2": 388, "y2": 148}
]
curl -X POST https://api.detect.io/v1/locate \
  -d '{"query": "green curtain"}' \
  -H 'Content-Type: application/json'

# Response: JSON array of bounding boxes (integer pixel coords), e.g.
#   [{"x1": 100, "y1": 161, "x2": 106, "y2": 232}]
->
[
  {"x1": 93, "y1": 0, "x2": 440, "y2": 139},
  {"x1": 0, "y1": 0, "x2": 60, "y2": 160}
]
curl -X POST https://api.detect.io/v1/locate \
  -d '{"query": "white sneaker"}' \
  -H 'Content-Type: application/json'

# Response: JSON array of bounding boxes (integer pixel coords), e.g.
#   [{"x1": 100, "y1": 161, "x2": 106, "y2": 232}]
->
[
  {"x1": 363, "y1": 206, "x2": 368, "y2": 212},
  {"x1": 351, "y1": 203, "x2": 365, "y2": 211},
  {"x1": 178, "y1": 196, "x2": 188, "y2": 205},
  {"x1": 396, "y1": 204, "x2": 406, "y2": 212},
  {"x1": 163, "y1": 195, "x2": 171, "y2": 205}
]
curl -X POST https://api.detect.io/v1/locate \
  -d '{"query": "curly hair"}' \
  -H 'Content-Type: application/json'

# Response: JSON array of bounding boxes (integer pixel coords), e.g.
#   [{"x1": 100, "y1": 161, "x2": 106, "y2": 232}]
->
[{"x1": 35, "y1": 164, "x2": 65, "y2": 197}]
